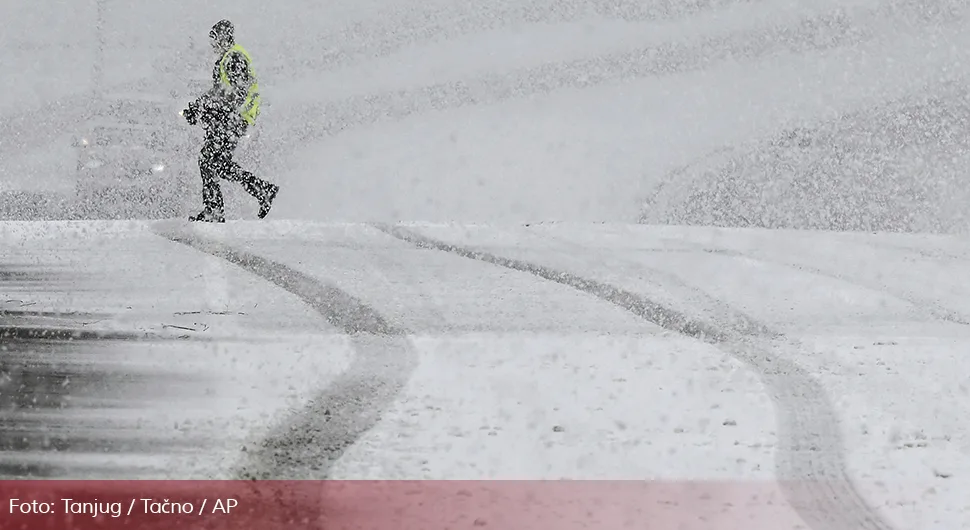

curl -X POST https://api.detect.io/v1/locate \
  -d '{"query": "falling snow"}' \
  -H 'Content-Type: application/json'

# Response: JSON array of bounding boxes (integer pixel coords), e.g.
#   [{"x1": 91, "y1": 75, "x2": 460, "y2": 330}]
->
[{"x1": 2, "y1": 1, "x2": 970, "y2": 529}]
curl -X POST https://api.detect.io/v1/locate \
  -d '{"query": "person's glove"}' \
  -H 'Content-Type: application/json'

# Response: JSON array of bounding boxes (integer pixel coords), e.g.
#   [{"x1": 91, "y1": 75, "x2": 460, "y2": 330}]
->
[{"x1": 181, "y1": 101, "x2": 200, "y2": 126}]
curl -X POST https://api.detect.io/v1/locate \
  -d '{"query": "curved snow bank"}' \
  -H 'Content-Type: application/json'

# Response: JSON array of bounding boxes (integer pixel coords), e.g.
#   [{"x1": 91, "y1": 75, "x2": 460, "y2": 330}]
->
[
  {"x1": 272, "y1": 3, "x2": 967, "y2": 225},
  {"x1": 2, "y1": 220, "x2": 969, "y2": 528},
  {"x1": 641, "y1": 85, "x2": 970, "y2": 233}
]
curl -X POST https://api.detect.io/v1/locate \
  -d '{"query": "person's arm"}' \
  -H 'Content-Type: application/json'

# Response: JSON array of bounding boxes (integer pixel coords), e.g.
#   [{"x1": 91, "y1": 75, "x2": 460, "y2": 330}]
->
[
  {"x1": 184, "y1": 52, "x2": 251, "y2": 124},
  {"x1": 205, "y1": 51, "x2": 251, "y2": 112}
]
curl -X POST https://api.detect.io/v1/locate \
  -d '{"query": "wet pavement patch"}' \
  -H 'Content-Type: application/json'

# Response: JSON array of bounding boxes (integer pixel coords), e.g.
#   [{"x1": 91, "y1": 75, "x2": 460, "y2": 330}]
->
[
  {"x1": 0, "y1": 264, "x2": 211, "y2": 478},
  {"x1": 0, "y1": 335, "x2": 211, "y2": 478}
]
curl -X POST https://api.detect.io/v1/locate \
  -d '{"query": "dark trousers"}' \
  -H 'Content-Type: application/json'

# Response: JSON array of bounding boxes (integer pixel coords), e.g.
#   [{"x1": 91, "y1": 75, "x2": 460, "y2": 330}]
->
[{"x1": 199, "y1": 121, "x2": 274, "y2": 214}]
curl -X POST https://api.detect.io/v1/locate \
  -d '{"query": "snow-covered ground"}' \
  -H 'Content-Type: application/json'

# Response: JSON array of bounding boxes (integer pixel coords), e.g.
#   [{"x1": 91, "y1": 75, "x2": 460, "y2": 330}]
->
[
  {"x1": 3, "y1": 220, "x2": 970, "y2": 529},
  {"x1": 4, "y1": 0, "x2": 970, "y2": 528}
]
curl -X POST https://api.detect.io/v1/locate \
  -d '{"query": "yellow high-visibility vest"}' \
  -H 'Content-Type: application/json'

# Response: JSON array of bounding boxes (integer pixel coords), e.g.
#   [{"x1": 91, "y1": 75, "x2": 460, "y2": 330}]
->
[{"x1": 219, "y1": 44, "x2": 260, "y2": 125}]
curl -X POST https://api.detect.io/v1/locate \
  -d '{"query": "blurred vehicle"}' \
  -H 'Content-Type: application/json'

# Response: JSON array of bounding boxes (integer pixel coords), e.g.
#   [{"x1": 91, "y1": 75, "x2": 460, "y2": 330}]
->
[
  {"x1": 70, "y1": 56, "x2": 263, "y2": 219},
  {"x1": 71, "y1": 84, "x2": 196, "y2": 218}
]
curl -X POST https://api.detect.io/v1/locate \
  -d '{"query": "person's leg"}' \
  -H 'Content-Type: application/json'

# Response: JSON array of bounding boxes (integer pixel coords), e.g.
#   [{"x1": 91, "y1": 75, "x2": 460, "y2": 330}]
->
[
  {"x1": 219, "y1": 123, "x2": 279, "y2": 218},
  {"x1": 191, "y1": 129, "x2": 226, "y2": 222}
]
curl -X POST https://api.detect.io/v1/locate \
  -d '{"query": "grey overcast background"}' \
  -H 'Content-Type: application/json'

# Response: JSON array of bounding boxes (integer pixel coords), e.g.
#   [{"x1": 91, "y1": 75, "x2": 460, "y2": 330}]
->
[{"x1": 2, "y1": 1, "x2": 970, "y2": 529}]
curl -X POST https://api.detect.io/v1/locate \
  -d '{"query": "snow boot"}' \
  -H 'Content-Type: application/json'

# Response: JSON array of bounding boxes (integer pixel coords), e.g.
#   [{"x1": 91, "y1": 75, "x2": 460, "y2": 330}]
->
[
  {"x1": 189, "y1": 209, "x2": 225, "y2": 223},
  {"x1": 258, "y1": 184, "x2": 279, "y2": 219}
]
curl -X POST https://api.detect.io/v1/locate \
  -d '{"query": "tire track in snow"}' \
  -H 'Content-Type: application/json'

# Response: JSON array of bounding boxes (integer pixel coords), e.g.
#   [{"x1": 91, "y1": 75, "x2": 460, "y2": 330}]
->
[
  {"x1": 699, "y1": 245, "x2": 970, "y2": 326},
  {"x1": 259, "y1": 0, "x2": 768, "y2": 78},
  {"x1": 268, "y1": 0, "x2": 965, "y2": 169},
  {"x1": 265, "y1": 6, "x2": 872, "y2": 170},
  {"x1": 0, "y1": 0, "x2": 753, "y2": 164},
  {"x1": 373, "y1": 223, "x2": 896, "y2": 530},
  {"x1": 154, "y1": 224, "x2": 418, "y2": 479},
  {"x1": 633, "y1": 232, "x2": 970, "y2": 326},
  {"x1": 504, "y1": 226, "x2": 780, "y2": 338},
  {"x1": 859, "y1": 236, "x2": 970, "y2": 261},
  {"x1": 606, "y1": 228, "x2": 970, "y2": 325}
]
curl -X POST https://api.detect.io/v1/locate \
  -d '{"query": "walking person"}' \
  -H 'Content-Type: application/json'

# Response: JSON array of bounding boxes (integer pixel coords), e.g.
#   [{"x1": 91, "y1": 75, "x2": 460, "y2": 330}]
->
[{"x1": 181, "y1": 19, "x2": 278, "y2": 222}]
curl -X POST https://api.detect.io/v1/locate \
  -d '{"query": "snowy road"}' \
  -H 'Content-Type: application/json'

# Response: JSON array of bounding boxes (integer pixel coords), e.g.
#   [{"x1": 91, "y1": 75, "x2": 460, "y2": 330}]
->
[
  {"x1": 2, "y1": 220, "x2": 969, "y2": 528},
  {"x1": 4, "y1": 0, "x2": 970, "y2": 528}
]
